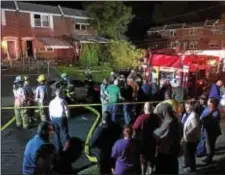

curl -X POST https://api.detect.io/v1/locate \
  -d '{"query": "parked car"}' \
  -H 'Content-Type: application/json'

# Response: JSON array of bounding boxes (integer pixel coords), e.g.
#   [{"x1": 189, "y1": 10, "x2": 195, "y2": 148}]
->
[{"x1": 50, "y1": 79, "x2": 100, "y2": 103}]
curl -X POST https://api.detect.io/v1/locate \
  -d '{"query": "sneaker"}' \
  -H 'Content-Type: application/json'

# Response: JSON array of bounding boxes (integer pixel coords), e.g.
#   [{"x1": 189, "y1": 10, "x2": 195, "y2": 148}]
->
[
  {"x1": 16, "y1": 124, "x2": 22, "y2": 128},
  {"x1": 181, "y1": 164, "x2": 189, "y2": 169},
  {"x1": 202, "y1": 157, "x2": 212, "y2": 164},
  {"x1": 184, "y1": 167, "x2": 196, "y2": 173}
]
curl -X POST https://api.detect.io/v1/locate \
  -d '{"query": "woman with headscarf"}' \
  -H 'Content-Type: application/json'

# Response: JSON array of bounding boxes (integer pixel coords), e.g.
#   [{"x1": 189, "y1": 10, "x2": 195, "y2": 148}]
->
[
  {"x1": 111, "y1": 125, "x2": 141, "y2": 175},
  {"x1": 154, "y1": 103, "x2": 182, "y2": 174}
]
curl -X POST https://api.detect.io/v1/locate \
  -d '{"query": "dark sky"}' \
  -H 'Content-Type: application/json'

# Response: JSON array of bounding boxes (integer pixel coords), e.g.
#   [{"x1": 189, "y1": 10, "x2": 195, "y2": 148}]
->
[{"x1": 30, "y1": 1, "x2": 223, "y2": 41}]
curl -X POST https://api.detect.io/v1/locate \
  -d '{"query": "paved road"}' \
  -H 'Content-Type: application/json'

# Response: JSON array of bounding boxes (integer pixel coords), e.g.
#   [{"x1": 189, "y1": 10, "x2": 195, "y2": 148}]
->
[
  {"x1": 2, "y1": 69, "x2": 225, "y2": 174},
  {"x1": 1, "y1": 111, "x2": 96, "y2": 174},
  {"x1": 1, "y1": 69, "x2": 95, "y2": 174}
]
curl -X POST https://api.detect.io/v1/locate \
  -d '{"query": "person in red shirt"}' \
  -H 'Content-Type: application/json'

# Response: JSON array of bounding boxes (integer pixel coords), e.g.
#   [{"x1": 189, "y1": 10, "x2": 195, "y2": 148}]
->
[{"x1": 133, "y1": 102, "x2": 160, "y2": 175}]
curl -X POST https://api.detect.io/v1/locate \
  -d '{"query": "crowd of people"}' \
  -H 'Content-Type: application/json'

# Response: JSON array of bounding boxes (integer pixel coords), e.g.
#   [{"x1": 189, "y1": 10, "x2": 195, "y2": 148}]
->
[
  {"x1": 14, "y1": 68, "x2": 225, "y2": 175},
  {"x1": 91, "y1": 70, "x2": 224, "y2": 175}
]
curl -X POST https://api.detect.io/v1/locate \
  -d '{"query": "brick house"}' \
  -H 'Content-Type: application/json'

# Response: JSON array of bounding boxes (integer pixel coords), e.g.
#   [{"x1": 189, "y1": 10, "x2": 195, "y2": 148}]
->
[
  {"x1": 146, "y1": 20, "x2": 225, "y2": 51},
  {"x1": 1, "y1": 1, "x2": 107, "y2": 63}
]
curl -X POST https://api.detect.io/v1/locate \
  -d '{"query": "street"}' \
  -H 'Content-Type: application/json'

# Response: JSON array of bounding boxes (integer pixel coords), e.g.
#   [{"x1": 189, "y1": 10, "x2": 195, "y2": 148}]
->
[
  {"x1": 2, "y1": 72, "x2": 225, "y2": 174},
  {"x1": 1, "y1": 71, "x2": 95, "y2": 174}
]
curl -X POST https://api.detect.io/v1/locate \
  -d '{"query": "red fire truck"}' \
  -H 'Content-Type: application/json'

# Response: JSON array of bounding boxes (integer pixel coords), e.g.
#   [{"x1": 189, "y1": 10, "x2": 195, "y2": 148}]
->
[{"x1": 144, "y1": 49, "x2": 220, "y2": 96}]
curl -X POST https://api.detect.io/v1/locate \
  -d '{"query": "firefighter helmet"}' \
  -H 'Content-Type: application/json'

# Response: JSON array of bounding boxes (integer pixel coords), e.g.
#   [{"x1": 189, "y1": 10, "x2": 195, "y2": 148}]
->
[
  {"x1": 61, "y1": 73, "x2": 68, "y2": 79},
  {"x1": 14, "y1": 75, "x2": 24, "y2": 83},
  {"x1": 37, "y1": 74, "x2": 46, "y2": 82}
]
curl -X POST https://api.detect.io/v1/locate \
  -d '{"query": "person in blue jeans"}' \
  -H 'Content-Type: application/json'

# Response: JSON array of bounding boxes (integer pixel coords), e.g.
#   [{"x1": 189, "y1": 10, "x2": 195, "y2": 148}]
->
[
  {"x1": 49, "y1": 89, "x2": 70, "y2": 151},
  {"x1": 106, "y1": 79, "x2": 123, "y2": 122},
  {"x1": 122, "y1": 83, "x2": 133, "y2": 124},
  {"x1": 100, "y1": 79, "x2": 109, "y2": 116},
  {"x1": 200, "y1": 98, "x2": 221, "y2": 164}
]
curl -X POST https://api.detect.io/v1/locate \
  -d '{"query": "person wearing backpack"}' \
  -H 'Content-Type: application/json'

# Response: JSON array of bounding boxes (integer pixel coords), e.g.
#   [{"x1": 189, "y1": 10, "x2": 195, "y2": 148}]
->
[
  {"x1": 35, "y1": 74, "x2": 50, "y2": 122},
  {"x1": 13, "y1": 76, "x2": 29, "y2": 129}
]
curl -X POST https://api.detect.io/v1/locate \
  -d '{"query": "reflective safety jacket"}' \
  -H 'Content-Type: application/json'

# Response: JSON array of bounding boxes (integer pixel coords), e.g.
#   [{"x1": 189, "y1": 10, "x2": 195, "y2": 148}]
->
[
  {"x1": 14, "y1": 87, "x2": 26, "y2": 107},
  {"x1": 35, "y1": 85, "x2": 49, "y2": 105}
]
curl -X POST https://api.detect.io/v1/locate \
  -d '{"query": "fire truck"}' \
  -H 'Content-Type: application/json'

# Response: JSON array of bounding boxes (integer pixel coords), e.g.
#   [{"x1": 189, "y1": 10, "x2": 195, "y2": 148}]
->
[{"x1": 143, "y1": 49, "x2": 220, "y2": 97}]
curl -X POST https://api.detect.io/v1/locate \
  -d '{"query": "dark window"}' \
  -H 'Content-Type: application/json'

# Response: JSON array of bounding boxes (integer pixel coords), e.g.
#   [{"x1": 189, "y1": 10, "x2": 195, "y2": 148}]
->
[
  {"x1": 81, "y1": 25, "x2": 86, "y2": 30},
  {"x1": 46, "y1": 48, "x2": 53, "y2": 51},
  {"x1": 75, "y1": 24, "x2": 80, "y2": 30},
  {"x1": 34, "y1": 14, "x2": 41, "y2": 26}
]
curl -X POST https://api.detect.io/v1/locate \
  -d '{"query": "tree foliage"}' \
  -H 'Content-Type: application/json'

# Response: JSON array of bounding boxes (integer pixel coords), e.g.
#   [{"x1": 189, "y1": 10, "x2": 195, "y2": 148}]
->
[
  {"x1": 107, "y1": 40, "x2": 145, "y2": 69},
  {"x1": 80, "y1": 44, "x2": 100, "y2": 66},
  {"x1": 84, "y1": 2, "x2": 133, "y2": 40}
]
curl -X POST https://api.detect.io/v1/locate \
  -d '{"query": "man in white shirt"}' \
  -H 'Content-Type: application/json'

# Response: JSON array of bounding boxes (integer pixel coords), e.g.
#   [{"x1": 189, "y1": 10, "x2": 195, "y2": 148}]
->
[{"x1": 49, "y1": 89, "x2": 70, "y2": 151}]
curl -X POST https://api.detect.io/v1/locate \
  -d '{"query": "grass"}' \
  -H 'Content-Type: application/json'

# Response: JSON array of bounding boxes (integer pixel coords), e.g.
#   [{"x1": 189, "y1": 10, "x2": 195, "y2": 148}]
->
[
  {"x1": 78, "y1": 165, "x2": 99, "y2": 175},
  {"x1": 57, "y1": 65, "x2": 113, "y2": 83}
]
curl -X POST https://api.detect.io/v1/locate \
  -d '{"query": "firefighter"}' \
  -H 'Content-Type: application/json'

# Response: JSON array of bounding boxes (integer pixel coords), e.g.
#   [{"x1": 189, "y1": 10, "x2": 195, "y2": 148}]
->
[
  {"x1": 35, "y1": 74, "x2": 49, "y2": 122},
  {"x1": 60, "y1": 73, "x2": 76, "y2": 104},
  {"x1": 13, "y1": 76, "x2": 29, "y2": 129},
  {"x1": 23, "y1": 76, "x2": 35, "y2": 123},
  {"x1": 85, "y1": 67, "x2": 93, "y2": 82}
]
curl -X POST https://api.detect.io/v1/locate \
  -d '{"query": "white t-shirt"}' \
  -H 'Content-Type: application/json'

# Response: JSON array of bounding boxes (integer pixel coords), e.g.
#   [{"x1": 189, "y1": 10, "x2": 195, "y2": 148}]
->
[{"x1": 49, "y1": 97, "x2": 68, "y2": 118}]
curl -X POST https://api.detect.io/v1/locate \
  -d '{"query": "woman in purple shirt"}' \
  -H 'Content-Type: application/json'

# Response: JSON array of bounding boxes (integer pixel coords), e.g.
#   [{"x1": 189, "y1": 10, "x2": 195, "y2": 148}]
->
[{"x1": 111, "y1": 125, "x2": 141, "y2": 175}]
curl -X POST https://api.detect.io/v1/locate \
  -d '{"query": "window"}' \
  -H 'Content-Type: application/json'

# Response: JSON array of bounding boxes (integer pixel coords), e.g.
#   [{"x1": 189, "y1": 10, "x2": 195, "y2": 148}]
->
[
  {"x1": 75, "y1": 23, "x2": 88, "y2": 31},
  {"x1": 81, "y1": 25, "x2": 86, "y2": 30},
  {"x1": 170, "y1": 30, "x2": 176, "y2": 37},
  {"x1": 1, "y1": 10, "x2": 6, "y2": 25},
  {"x1": 75, "y1": 24, "x2": 80, "y2": 30},
  {"x1": 33, "y1": 14, "x2": 50, "y2": 27},
  {"x1": 208, "y1": 40, "x2": 221, "y2": 49},
  {"x1": 189, "y1": 28, "x2": 196, "y2": 36},
  {"x1": 189, "y1": 41, "x2": 198, "y2": 49}
]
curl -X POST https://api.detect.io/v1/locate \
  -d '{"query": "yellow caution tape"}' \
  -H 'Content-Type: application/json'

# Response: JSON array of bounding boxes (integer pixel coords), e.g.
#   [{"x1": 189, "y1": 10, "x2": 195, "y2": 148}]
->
[
  {"x1": 1, "y1": 105, "x2": 100, "y2": 163},
  {"x1": 1, "y1": 100, "x2": 190, "y2": 110}
]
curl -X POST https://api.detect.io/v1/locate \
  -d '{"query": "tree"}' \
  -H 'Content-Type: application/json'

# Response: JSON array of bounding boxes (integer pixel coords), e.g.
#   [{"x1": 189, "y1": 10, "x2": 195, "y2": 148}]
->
[
  {"x1": 107, "y1": 40, "x2": 144, "y2": 69},
  {"x1": 84, "y1": 2, "x2": 133, "y2": 40}
]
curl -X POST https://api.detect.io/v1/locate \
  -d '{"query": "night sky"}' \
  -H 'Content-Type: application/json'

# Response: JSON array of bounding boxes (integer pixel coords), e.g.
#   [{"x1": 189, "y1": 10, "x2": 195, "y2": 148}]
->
[{"x1": 29, "y1": 1, "x2": 223, "y2": 41}]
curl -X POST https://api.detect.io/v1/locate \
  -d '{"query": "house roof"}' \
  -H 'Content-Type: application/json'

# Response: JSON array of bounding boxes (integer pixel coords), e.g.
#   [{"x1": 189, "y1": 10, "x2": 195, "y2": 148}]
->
[
  {"x1": 148, "y1": 19, "x2": 219, "y2": 31},
  {"x1": 1, "y1": 1, "x2": 90, "y2": 18},
  {"x1": 205, "y1": 19, "x2": 218, "y2": 26},
  {"x1": 165, "y1": 23, "x2": 184, "y2": 29},
  {"x1": 73, "y1": 18, "x2": 90, "y2": 24},
  {"x1": 183, "y1": 22, "x2": 204, "y2": 28},
  {"x1": 1, "y1": 1, "x2": 15, "y2": 10},
  {"x1": 73, "y1": 35, "x2": 108, "y2": 43},
  {"x1": 38, "y1": 37, "x2": 72, "y2": 49},
  {"x1": 148, "y1": 26, "x2": 165, "y2": 31},
  {"x1": 17, "y1": 2, "x2": 61, "y2": 14},
  {"x1": 61, "y1": 7, "x2": 89, "y2": 17}
]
